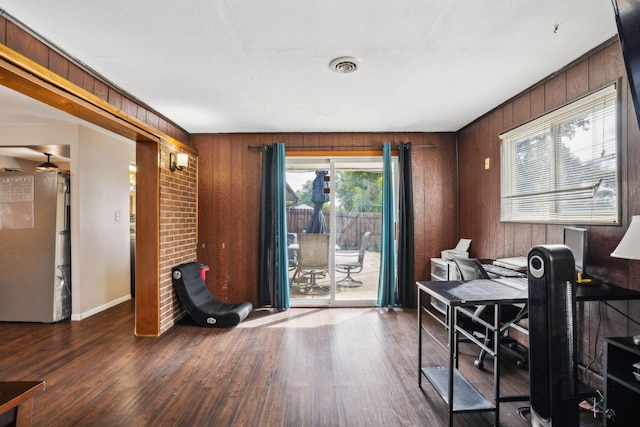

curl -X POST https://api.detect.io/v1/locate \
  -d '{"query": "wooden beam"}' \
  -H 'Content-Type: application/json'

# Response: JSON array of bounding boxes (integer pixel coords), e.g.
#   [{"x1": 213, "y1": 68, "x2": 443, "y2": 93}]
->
[
  {"x1": 135, "y1": 141, "x2": 161, "y2": 336},
  {"x1": 0, "y1": 43, "x2": 196, "y2": 154},
  {"x1": 0, "y1": 47, "x2": 157, "y2": 143}
]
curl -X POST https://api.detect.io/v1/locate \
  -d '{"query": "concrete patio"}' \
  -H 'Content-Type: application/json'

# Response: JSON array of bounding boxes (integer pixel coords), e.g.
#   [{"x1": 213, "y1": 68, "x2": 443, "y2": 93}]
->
[{"x1": 289, "y1": 250, "x2": 381, "y2": 302}]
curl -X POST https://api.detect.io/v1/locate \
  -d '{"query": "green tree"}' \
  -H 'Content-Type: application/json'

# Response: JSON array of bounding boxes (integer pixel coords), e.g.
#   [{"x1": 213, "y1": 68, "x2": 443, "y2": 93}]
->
[
  {"x1": 295, "y1": 179, "x2": 314, "y2": 206},
  {"x1": 292, "y1": 170, "x2": 383, "y2": 213},
  {"x1": 335, "y1": 171, "x2": 382, "y2": 213}
]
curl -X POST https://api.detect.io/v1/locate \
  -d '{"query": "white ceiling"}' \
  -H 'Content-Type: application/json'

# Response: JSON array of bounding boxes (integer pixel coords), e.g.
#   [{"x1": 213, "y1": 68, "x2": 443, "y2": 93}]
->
[
  {"x1": 0, "y1": 0, "x2": 619, "y2": 134},
  {"x1": 0, "y1": 85, "x2": 79, "y2": 162}
]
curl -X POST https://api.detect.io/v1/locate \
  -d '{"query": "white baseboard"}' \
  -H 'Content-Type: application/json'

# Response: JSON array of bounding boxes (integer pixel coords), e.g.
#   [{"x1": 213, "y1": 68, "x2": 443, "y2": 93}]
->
[{"x1": 70, "y1": 294, "x2": 132, "y2": 321}]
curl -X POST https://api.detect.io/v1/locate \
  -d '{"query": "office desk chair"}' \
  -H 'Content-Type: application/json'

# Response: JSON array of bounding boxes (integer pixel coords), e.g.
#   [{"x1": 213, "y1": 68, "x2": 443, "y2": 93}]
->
[{"x1": 453, "y1": 257, "x2": 528, "y2": 369}]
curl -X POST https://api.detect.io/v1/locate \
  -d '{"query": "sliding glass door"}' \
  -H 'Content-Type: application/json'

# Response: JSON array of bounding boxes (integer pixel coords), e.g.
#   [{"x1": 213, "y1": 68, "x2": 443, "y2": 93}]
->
[{"x1": 286, "y1": 156, "x2": 395, "y2": 307}]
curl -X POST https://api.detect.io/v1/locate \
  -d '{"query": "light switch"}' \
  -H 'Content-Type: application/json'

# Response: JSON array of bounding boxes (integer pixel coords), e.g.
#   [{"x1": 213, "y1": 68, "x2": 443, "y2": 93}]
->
[
  {"x1": 484, "y1": 158, "x2": 490, "y2": 170},
  {"x1": 115, "y1": 211, "x2": 121, "y2": 222}
]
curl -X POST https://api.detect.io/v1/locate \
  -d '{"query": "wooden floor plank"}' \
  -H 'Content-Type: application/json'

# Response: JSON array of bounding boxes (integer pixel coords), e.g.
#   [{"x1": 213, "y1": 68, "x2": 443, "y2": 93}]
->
[{"x1": 0, "y1": 300, "x2": 598, "y2": 426}]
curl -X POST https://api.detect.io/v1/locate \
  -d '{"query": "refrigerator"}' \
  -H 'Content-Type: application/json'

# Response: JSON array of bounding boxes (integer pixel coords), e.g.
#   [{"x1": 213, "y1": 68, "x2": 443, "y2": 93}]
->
[{"x1": 0, "y1": 171, "x2": 71, "y2": 322}]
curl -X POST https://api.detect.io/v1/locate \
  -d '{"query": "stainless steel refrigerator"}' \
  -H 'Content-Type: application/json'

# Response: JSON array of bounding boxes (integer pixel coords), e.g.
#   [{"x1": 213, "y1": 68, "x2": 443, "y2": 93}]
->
[{"x1": 0, "y1": 171, "x2": 71, "y2": 322}]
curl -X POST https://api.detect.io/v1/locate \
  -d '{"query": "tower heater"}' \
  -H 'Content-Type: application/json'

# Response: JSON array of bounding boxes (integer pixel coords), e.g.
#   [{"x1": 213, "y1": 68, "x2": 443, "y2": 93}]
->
[{"x1": 527, "y1": 245, "x2": 579, "y2": 427}]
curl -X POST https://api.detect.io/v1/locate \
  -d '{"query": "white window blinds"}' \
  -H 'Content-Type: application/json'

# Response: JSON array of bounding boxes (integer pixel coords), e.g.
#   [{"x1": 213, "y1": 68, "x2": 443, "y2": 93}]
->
[{"x1": 499, "y1": 83, "x2": 619, "y2": 224}]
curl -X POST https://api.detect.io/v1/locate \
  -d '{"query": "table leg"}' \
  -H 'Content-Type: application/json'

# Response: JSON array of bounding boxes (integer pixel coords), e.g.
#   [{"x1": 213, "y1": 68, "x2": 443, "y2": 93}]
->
[
  {"x1": 448, "y1": 305, "x2": 456, "y2": 426},
  {"x1": 494, "y1": 304, "x2": 500, "y2": 426},
  {"x1": 15, "y1": 398, "x2": 34, "y2": 427},
  {"x1": 418, "y1": 289, "x2": 423, "y2": 386}
]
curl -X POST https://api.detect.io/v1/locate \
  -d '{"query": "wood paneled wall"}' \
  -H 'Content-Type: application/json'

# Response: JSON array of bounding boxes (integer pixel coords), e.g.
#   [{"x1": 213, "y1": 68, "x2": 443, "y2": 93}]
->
[
  {"x1": 193, "y1": 132, "x2": 457, "y2": 305},
  {"x1": 457, "y1": 39, "x2": 640, "y2": 378}
]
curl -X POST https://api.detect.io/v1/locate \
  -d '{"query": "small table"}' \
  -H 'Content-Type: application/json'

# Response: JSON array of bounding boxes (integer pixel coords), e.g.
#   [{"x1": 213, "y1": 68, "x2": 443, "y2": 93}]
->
[{"x1": 0, "y1": 381, "x2": 45, "y2": 427}]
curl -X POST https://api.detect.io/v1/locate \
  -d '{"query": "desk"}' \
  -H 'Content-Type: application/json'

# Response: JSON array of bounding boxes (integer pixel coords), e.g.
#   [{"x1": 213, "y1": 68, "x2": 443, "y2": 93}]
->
[
  {"x1": 418, "y1": 280, "x2": 526, "y2": 426},
  {"x1": 0, "y1": 381, "x2": 45, "y2": 427},
  {"x1": 575, "y1": 282, "x2": 640, "y2": 301},
  {"x1": 416, "y1": 280, "x2": 640, "y2": 426}
]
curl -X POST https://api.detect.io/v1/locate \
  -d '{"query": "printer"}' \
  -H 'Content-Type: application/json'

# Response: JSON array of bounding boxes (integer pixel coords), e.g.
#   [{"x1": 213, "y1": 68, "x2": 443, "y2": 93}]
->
[{"x1": 441, "y1": 239, "x2": 472, "y2": 260}]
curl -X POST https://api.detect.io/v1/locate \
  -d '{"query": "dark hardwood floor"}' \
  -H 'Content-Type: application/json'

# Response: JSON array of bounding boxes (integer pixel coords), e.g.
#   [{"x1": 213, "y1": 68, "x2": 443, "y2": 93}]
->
[{"x1": 0, "y1": 301, "x2": 598, "y2": 426}]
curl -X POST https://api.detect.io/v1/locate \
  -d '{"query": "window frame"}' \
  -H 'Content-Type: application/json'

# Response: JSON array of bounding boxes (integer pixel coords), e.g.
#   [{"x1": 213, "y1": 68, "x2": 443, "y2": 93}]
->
[{"x1": 499, "y1": 81, "x2": 621, "y2": 225}]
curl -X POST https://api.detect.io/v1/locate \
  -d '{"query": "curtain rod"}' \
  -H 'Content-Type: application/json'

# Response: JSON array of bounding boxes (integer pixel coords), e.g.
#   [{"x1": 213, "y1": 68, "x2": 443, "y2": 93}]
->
[{"x1": 247, "y1": 142, "x2": 437, "y2": 151}]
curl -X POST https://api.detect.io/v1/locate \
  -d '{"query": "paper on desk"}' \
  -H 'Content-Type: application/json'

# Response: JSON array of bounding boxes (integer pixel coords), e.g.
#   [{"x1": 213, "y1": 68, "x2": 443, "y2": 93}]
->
[{"x1": 454, "y1": 239, "x2": 472, "y2": 252}]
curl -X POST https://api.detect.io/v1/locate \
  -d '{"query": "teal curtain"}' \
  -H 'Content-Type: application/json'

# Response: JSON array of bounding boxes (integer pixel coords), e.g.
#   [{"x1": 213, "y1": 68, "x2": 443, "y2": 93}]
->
[
  {"x1": 274, "y1": 144, "x2": 290, "y2": 309},
  {"x1": 258, "y1": 143, "x2": 290, "y2": 309},
  {"x1": 377, "y1": 142, "x2": 396, "y2": 307}
]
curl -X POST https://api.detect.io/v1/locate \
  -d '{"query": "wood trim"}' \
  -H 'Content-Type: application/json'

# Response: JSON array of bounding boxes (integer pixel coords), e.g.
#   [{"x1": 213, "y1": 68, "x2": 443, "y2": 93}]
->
[
  {"x1": 0, "y1": 57, "x2": 156, "y2": 142},
  {"x1": 0, "y1": 43, "x2": 196, "y2": 153},
  {"x1": 135, "y1": 141, "x2": 161, "y2": 336}
]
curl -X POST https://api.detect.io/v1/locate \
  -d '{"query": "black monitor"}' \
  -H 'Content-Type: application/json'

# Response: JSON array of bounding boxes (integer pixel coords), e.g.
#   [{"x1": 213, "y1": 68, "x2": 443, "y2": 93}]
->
[
  {"x1": 563, "y1": 227, "x2": 588, "y2": 273},
  {"x1": 613, "y1": 0, "x2": 640, "y2": 125}
]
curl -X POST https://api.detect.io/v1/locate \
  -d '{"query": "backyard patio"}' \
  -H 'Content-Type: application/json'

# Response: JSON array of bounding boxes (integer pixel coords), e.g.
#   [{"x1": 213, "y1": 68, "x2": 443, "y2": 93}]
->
[{"x1": 289, "y1": 249, "x2": 381, "y2": 301}]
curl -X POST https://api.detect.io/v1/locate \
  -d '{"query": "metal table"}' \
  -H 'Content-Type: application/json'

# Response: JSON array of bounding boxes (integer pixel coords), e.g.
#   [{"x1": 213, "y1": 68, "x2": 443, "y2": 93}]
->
[{"x1": 417, "y1": 279, "x2": 528, "y2": 426}]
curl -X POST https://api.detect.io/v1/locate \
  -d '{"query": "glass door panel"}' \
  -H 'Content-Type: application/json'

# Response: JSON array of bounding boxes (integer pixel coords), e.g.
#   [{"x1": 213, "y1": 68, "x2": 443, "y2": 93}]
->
[
  {"x1": 286, "y1": 159, "x2": 332, "y2": 305},
  {"x1": 332, "y1": 160, "x2": 381, "y2": 304},
  {"x1": 286, "y1": 157, "x2": 383, "y2": 307}
]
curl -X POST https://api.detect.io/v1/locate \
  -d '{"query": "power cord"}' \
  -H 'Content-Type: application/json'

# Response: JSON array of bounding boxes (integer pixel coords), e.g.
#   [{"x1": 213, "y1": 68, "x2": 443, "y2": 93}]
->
[
  {"x1": 583, "y1": 300, "x2": 640, "y2": 383},
  {"x1": 579, "y1": 300, "x2": 640, "y2": 421},
  {"x1": 582, "y1": 301, "x2": 603, "y2": 391},
  {"x1": 603, "y1": 300, "x2": 640, "y2": 328},
  {"x1": 579, "y1": 390, "x2": 604, "y2": 418}
]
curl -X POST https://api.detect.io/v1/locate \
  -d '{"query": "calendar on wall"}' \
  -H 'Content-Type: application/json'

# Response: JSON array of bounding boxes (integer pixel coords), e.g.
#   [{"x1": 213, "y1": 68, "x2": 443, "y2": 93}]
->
[{"x1": 0, "y1": 175, "x2": 34, "y2": 230}]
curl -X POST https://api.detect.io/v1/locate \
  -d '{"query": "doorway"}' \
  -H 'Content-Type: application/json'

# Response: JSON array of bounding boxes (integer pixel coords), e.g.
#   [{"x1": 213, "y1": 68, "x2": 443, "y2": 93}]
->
[{"x1": 286, "y1": 156, "x2": 396, "y2": 307}]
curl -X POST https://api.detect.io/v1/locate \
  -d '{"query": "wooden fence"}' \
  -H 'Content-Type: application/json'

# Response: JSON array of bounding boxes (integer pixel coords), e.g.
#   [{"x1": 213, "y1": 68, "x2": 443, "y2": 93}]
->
[{"x1": 287, "y1": 208, "x2": 381, "y2": 250}]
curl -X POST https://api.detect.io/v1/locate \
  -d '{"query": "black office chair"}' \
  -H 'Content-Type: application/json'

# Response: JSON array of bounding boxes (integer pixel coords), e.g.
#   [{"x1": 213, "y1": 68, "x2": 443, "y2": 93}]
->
[{"x1": 453, "y1": 257, "x2": 528, "y2": 369}]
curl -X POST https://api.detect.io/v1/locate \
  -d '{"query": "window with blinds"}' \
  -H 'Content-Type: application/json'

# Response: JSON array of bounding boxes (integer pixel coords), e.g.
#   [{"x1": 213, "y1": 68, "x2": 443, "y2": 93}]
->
[{"x1": 499, "y1": 83, "x2": 619, "y2": 224}]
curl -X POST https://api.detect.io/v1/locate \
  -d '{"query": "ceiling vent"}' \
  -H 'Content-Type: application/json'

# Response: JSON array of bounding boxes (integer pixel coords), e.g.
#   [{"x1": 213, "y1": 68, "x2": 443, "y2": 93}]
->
[{"x1": 329, "y1": 57, "x2": 360, "y2": 74}]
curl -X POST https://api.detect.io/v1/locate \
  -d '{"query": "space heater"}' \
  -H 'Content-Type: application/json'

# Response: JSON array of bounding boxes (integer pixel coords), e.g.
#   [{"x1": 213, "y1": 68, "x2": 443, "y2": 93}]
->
[{"x1": 527, "y1": 245, "x2": 579, "y2": 427}]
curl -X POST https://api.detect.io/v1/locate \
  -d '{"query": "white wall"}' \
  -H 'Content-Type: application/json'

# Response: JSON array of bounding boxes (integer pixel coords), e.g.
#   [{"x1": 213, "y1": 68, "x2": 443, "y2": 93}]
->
[
  {"x1": 0, "y1": 123, "x2": 135, "y2": 320},
  {"x1": 73, "y1": 126, "x2": 134, "y2": 318}
]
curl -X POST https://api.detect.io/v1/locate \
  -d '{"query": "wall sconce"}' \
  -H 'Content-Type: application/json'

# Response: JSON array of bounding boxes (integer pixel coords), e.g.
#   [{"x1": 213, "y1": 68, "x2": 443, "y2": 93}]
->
[
  {"x1": 170, "y1": 152, "x2": 188, "y2": 172},
  {"x1": 611, "y1": 215, "x2": 640, "y2": 259}
]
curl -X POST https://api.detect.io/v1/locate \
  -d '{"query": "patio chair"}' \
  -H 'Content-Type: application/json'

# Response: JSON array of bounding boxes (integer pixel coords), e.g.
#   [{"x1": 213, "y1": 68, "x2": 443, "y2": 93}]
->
[
  {"x1": 335, "y1": 231, "x2": 371, "y2": 288},
  {"x1": 296, "y1": 233, "x2": 330, "y2": 295},
  {"x1": 287, "y1": 233, "x2": 299, "y2": 279}
]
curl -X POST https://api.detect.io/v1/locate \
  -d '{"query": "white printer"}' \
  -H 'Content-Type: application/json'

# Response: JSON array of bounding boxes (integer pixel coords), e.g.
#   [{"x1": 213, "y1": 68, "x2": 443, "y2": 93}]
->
[{"x1": 441, "y1": 238, "x2": 472, "y2": 260}]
